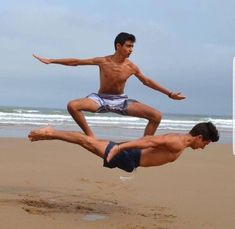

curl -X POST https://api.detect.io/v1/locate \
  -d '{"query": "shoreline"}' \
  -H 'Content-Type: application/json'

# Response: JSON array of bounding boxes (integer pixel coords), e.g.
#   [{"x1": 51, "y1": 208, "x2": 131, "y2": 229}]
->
[
  {"x1": 0, "y1": 126, "x2": 232, "y2": 144},
  {"x1": 0, "y1": 105, "x2": 232, "y2": 144}
]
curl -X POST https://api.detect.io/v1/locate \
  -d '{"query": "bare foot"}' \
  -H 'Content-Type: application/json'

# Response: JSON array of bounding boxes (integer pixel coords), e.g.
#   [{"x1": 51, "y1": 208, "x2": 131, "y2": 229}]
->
[{"x1": 28, "y1": 126, "x2": 54, "y2": 142}]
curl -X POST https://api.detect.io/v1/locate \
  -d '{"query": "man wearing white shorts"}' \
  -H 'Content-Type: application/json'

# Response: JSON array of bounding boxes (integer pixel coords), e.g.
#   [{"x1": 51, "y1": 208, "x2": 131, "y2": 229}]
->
[
  {"x1": 33, "y1": 32, "x2": 185, "y2": 137},
  {"x1": 86, "y1": 93, "x2": 138, "y2": 115}
]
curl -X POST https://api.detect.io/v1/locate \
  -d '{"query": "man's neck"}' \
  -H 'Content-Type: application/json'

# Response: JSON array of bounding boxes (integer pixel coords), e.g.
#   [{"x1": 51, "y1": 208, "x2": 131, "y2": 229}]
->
[
  {"x1": 111, "y1": 53, "x2": 126, "y2": 63},
  {"x1": 183, "y1": 134, "x2": 195, "y2": 148}
]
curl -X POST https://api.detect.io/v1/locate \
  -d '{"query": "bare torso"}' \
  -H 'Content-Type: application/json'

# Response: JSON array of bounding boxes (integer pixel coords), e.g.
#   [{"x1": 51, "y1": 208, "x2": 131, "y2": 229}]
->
[
  {"x1": 140, "y1": 147, "x2": 183, "y2": 167},
  {"x1": 97, "y1": 56, "x2": 137, "y2": 94},
  {"x1": 139, "y1": 134, "x2": 187, "y2": 167}
]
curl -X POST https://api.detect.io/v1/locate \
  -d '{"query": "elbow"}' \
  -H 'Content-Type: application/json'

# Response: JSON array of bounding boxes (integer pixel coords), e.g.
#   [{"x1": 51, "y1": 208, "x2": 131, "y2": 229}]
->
[
  {"x1": 168, "y1": 158, "x2": 177, "y2": 163},
  {"x1": 142, "y1": 80, "x2": 150, "y2": 87},
  {"x1": 168, "y1": 154, "x2": 179, "y2": 163},
  {"x1": 69, "y1": 59, "x2": 80, "y2": 66},
  {"x1": 68, "y1": 62, "x2": 79, "y2": 66},
  {"x1": 146, "y1": 139, "x2": 157, "y2": 148},
  {"x1": 69, "y1": 61, "x2": 79, "y2": 66}
]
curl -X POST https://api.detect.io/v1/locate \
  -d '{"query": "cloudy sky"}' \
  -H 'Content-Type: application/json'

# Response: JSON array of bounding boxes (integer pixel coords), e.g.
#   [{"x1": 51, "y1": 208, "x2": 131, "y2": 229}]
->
[{"x1": 0, "y1": 0, "x2": 234, "y2": 116}]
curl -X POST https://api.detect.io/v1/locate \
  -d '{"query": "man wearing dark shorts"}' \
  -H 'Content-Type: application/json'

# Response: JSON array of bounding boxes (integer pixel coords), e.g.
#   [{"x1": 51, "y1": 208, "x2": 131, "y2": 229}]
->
[
  {"x1": 28, "y1": 122, "x2": 219, "y2": 173},
  {"x1": 103, "y1": 142, "x2": 141, "y2": 172}
]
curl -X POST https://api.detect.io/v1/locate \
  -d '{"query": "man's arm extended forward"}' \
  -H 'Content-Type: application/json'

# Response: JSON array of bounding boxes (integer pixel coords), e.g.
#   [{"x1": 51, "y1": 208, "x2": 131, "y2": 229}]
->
[
  {"x1": 107, "y1": 135, "x2": 167, "y2": 162},
  {"x1": 134, "y1": 67, "x2": 186, "y2": 100},
  {"x1": 33, "y1": 54, "x2": 102, "y2": 66}
]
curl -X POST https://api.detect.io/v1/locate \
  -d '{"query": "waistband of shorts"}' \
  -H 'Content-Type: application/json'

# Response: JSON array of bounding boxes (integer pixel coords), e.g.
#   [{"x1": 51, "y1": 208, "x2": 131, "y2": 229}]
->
[{"x1": 97, "y1": 93, "x2": 128, "y2": 100}]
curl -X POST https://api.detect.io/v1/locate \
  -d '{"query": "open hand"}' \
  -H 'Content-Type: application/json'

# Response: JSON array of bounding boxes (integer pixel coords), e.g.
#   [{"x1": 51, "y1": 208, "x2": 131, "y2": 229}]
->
[
  {"x1": 169, "y1": 92, "x2": 186, "y2": 100},
  {"x1": 33, "y1": 54, "x2": 51, "y2": 64}
]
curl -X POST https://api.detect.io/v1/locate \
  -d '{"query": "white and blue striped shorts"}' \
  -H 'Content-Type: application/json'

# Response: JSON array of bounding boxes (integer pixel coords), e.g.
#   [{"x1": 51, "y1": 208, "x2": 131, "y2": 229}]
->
[{"x1": 86, "y1": 93, "x2": 138, "y2": 115}]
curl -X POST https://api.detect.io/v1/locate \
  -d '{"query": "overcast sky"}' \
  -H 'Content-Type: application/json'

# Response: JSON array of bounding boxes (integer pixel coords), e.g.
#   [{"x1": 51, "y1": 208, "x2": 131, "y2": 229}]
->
[{"x1": 0, "y1": 0, "x2": 234, "y2": 116}]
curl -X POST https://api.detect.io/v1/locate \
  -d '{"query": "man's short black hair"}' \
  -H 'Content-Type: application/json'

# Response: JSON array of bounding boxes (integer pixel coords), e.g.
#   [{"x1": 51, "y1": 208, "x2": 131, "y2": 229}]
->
[
  {"x1": 114, "y1": 32, "x2": 136, "y2": 50},
  {"x1": 189, "y1": 122, "x2": 219, "y2": 142}
]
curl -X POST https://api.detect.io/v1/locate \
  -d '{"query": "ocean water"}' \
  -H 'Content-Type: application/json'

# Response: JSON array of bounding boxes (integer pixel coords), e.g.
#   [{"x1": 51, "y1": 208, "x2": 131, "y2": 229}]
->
[{"x1": 0, "y1": 106, "x2": 232, "y2": 143}]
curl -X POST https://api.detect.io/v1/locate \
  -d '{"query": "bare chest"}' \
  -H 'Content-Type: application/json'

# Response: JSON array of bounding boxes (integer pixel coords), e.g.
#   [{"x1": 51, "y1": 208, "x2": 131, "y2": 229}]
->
[{"x1": 100, "y1": 62, "x2": 134, "y2": 82}]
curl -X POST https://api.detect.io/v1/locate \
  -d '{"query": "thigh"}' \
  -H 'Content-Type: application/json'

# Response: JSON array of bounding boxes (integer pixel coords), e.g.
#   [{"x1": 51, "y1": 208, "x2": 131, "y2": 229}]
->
[
  {"x1": 126, "y1": 101, "x2": 160, "y2": 119},
  {"x1": 70, "y1": 97, "x2": 100, "y2": 112}
]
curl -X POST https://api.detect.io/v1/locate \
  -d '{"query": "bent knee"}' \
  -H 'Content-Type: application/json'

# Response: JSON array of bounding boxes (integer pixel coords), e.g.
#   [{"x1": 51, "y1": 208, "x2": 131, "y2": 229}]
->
[
  {"x1": 67, "y1": 100, "x2": 81, "y2": 112},
  {"x1": 149, "y1": 111, "x2": 162, "y2": 123},
  {"x1": 67, "y1": 101, "x2": 74, "y2": 112}
]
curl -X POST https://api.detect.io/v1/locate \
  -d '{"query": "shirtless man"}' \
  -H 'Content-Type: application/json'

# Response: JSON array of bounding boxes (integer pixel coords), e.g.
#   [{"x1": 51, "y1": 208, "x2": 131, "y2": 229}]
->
[
  {"x1": 28, "y1": 122, "x2": 219, "y2": 173},
  {"x1": 33, "y1": 32, "x2": 185, "y2": 137}
]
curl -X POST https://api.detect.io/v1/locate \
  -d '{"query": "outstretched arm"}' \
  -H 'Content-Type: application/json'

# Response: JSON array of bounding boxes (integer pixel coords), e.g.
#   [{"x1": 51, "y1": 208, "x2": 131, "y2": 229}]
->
[
  {"x1": 107, "y1": 135, "x2": 166, "y2": 162},
  {"x1": 33, "y1": 54, "x2": 102, "y2": 66},
  {"x1": 134, "y1": 68, "x2": 186, "y2": 100},
  {"x1": 107, "y1": 134, "x2": 185, "y2": 162}
]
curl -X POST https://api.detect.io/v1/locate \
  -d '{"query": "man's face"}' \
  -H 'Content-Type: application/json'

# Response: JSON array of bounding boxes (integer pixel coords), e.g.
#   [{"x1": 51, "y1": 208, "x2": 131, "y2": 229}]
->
[
  {"x1": 117, "y1": 40, "x2": 134, "y2": 58},
  {"x1": 192, "y1": 135, "x2": 211, "y2": 150}
]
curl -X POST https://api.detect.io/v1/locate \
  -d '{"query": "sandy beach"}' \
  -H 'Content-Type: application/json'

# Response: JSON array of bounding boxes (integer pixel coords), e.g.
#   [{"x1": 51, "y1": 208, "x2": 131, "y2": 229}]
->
[{"x1": 0, "y1": 138, "x2": 234, "y2": 229}]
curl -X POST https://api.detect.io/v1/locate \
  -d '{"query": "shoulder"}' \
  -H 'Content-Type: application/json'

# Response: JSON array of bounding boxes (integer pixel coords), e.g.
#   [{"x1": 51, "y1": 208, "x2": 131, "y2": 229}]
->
[
  {"x1": 126, "y1": 60, "x2": 140, "y2": 74},
  {"x1": 167, "y1": 134, "x2": 186, "y2": 151},
  {"x1": 94, "y1": 55, "x2": 119, "y2": 65},
  {"x1": 156, "y1": 134, "x2": 185, "y2": 151},
  {"x1": 92, "y1": 56, "x2": 106, "y2": 64}
]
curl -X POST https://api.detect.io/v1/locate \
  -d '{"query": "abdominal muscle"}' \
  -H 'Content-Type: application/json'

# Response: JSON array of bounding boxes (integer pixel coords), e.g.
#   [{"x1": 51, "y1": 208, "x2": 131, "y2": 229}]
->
[
  {"x1": 98, "y1": 73, "x2": 129, "y2": 94},
  {"x1": 98, "y1": 80, "x2": 126, "y2": 94},
  {"x1": 139, "y1": 148, "x2": 182, "y2": 167},
  {"x1": 98, "y1": 57, "x2": 135, "y2": 94}
]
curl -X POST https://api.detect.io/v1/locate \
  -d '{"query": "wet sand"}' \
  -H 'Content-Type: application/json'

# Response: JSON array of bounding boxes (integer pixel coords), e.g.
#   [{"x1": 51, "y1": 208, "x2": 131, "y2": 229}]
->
[{"x1": 0, "y1": 138, "x2": 234, "y2": 228}]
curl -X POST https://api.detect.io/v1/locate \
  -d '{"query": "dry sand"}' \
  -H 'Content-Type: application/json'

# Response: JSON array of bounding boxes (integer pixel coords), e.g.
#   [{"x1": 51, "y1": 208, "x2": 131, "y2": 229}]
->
[{"x1": 0, "y1": 138, "x2": 234, "y2": 229}]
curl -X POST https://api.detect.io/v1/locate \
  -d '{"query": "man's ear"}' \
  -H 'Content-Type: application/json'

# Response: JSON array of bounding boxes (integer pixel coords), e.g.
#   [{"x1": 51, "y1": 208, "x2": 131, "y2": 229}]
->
[
  {"x1": 116, "y1": 43, "x2": 121, "y2": 50},
  {"x1": 197, "y1": 135, "x2": 203, "y2": 140}
]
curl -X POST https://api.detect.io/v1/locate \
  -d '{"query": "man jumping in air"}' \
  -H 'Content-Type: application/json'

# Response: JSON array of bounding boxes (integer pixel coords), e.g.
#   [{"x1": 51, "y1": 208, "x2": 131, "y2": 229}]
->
[
  {"x1": 28, "y1": 122, "x2": 219, "y2": 173},
  {"x1": 33, "y1": 32, "x2": 185, "y2": 137}
]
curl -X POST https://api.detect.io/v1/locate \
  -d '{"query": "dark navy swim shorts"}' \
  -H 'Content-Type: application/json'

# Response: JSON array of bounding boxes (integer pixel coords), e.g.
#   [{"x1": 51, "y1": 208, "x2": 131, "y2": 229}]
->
[{"x1": 103, "y1": 141, "x2": 141, "y2": 173}]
